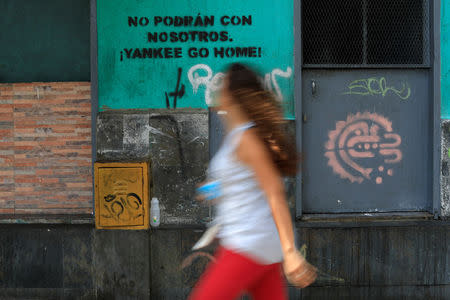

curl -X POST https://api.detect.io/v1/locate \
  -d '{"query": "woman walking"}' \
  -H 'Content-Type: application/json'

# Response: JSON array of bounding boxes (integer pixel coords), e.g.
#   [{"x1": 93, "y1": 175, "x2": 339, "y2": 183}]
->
[{"x1": 189, "y1": 63, "x2": 317, "y2": 300}]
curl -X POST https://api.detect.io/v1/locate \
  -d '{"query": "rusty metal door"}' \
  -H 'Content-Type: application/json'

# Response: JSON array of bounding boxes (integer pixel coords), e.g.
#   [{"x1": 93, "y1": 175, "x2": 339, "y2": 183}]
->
[{"x1": 300, "y1": 0, "x2": 435, "y2": 213}]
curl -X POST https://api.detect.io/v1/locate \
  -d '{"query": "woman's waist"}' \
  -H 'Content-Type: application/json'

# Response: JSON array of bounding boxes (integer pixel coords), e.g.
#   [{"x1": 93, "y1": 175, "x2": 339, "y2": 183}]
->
[
  {"x1": 217, "y1": 217, "x2": 279, "y2": 238},
  {"x1": 215, "y1": 200, "x2": 272, "y2": 223},
  {"x1": 218, "y1": 229, "x2": 283, "y2": 264}
]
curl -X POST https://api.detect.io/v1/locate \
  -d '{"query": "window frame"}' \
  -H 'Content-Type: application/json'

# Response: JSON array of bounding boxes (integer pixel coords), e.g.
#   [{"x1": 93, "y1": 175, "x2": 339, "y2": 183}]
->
[
  {"x1": 300, "y1": 0, "x2": 431, "y2": 69},
  {"x1": 294, "y1": 0, "x2": 441, "y2": 219}
]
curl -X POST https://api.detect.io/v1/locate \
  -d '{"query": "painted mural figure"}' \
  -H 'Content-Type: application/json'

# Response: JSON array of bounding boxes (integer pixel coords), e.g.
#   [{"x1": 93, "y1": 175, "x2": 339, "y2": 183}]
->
[
  {"x1": 325, "y1": 112, "x2": 402, "y2": 184},
  {"x1": 189, "y1": 63, "x2": 316, "y2": 300}
]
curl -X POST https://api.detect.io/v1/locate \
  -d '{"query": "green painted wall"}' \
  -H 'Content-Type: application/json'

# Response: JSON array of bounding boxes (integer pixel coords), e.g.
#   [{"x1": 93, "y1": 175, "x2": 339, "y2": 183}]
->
[
  {"x1": 442, "y1": 0, "x2": 450, "y2": 118},
  {"x1": 97, "y1": 0, "x2": 294, "y2": 118},
  {"x1": 0, "y1": 0, "x2": 90, "y2": 83}
]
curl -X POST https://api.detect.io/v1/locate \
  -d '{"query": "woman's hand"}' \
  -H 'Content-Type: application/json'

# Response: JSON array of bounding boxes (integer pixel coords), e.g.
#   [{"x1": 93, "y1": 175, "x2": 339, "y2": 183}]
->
[
  {"x1": 282, "y1": 249, "x2": 317, "y2": 288},
  {"x1": 195, "y1": 181, "x2": 221, "y2": 203},
  {"x1": 195, "y1": 182, "x2": 207, "y2": 202}
]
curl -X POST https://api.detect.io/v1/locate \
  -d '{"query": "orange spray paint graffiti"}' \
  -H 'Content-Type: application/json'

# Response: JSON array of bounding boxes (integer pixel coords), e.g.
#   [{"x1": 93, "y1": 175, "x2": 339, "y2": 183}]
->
[{"x1": 325, "y1": 112, "x2": 402, "y2": 184}]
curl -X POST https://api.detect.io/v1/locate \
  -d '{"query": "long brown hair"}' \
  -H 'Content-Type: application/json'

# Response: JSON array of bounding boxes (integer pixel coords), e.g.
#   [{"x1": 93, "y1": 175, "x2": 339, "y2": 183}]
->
[{"x1": 226, "y1": 63, "x2": 299, "y2": 176}]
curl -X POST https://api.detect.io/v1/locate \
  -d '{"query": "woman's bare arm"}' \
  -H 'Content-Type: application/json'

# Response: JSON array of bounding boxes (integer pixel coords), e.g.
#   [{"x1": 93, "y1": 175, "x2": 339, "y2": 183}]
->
[
  {"x1": 236, "y1": 129, "x2": 316, "y2": 287},
  {"x1": 236, "y1": 129, "x2": 295, "y2": 252}
]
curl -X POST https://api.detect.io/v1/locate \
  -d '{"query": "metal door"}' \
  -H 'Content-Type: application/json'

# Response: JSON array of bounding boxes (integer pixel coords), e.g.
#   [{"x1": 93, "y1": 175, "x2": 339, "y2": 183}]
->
[
  {"x1": 302, "y1": 70, "x2": 431, "y2": 212},
  {"x1": 300, "y1": 0, "x2": 435, "y2": 213}
]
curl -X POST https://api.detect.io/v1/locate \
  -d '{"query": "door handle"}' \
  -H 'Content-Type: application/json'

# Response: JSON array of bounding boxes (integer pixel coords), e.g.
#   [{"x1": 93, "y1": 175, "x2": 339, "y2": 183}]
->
[{"x1": 311, "y1": 80, "x2": 317, "y2": 96}]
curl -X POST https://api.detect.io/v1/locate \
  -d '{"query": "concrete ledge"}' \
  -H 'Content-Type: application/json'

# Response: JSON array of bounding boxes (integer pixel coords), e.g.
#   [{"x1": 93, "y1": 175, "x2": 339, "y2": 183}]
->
[
  {"x1": 0, "y1": 214, "x2": 94, "y2": 224},
  {"x1": 296, "y1": 212, "x2": 450, "y2": 228}
]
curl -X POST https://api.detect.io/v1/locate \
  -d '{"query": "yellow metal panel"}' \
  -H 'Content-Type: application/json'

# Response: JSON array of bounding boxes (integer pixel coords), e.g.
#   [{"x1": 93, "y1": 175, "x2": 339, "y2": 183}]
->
[{"x1": 95, "y1": 162, "x2": 150, "y2": 230}]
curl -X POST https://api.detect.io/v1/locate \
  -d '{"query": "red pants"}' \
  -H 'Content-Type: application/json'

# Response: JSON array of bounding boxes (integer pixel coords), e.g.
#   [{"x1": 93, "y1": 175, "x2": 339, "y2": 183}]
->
[{"x1": 189, "y1": 246, "x2": 287, "y2": 300}]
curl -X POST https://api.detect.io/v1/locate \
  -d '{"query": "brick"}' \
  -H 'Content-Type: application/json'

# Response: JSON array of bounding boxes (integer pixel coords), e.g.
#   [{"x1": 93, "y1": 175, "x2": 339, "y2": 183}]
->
[
  {"x1": 13, "y1": 146, "x2": 35, "y2": 152},
  {"x1": 14, "y1": 176, "x2": 39, "y2": 184},
  {"x1": 0, "y1": 130, "x2": 13, "y2": 138},
  {"x1": 0, "y1": 173, "x2": 14, "y2": 180},
  {"x1": 0, "y1": 183, "x2": 14, "y2": 191},
  {"x1": 0, "y1": 138, "x2": 13, "y2": 145},
  {"x1": 12, "y1": 154, "x2": 28, "y2": 159},
  {"x1": 0, "y1": 114, "x2": 13, "y2": 122},
  {"x1": 12, "y1": 83, "x2": 35, "y2": 91},
  {"x1": 35, "y1": 169, "x2": 53, "y2": 176},
  {"x1": 15, "y1": 153, "x2": 44, "y2": 160},
  {"x1": 0, "y1": 122, "x2": 13, "y2": 129},
  {"x1": 15, "y1": 186, "x2": 34, "y2": 193},
  {"x1": 14, "y1": 119, "x2": 38, "y2": 126},
  {"x1": 0, "y1": 142, "x2": 14, "y2": 148},
  {"x1": 63, "y1": 136, "x2": 92, "y2": 141},
  {"x1": 0, "y1": 170, "x2": 14, "y2": 176},
  {"x1": 53, "y1": 170, "x2": 78, "y2": 176},
  {"x1": 15, "y1": 123, "x2": 56, "y2": 129},
  {"x1": 0, "y1": 106, "x2": 13, "y2": 113},
  {"x1": 51, "y1": 123, "x2": 82, "y2": 128},
  {"x1": 65, "y1": 182, "x2": 92, "y2": 188},
  {"x1": 13, "y1": 103, "x2": 34, "y2": 109},
  {"x1": 0, "y1": 84, "x2": 13, "y2": 90},
  {"x1": 14, "y1": 141, "x2": 39, "y2": 147},
  {"x1": 53, "y1": 148, "x2": 91, "y2": 155},
  {"x1": 36, "y1": 98, "x2": 68, "y2": 105},
  {"x1": 32, "y1": 184, "x2": 66, "y2": 191},
  {"x1": 0, "y1": 191, "x2": 14, "y2": 198},
  {"x1": 46, "y1": 88, "x2": 74, "y2": 93},
  {"x1": 11, "y1": 112, "x2": 25, "y2": 118},
  {"x1": 65, "y1": 98, "x2": 91, "y2": 105},
  {"x1": 52, "y1": 129, "x2": 76, "y2": 134},
  {"x1": 0, "y1": 157, "x2": 14, "y2": 166},
  {"x1": 13, "y1": 98, "x2": 37, "y2": 104},
  {"x1": 14, "y1": 161, "x2": 37, "y2": 167},
  {"x1": 0, "y1": 82, "x2": 93, "y2": 216},
  {"x1": 51, "y1": 106, "x2": 91, "y2": 112},
  {"x1": 14, "y1": 168, "x2": 36, "y2": 176},
  {"x1": 42, "y1": 178, "x2": 60, "y2": 184},
  {"x1": 0, "y1": 90, "x2": 14, "y2": 97},
  {"x1": 58, "y1": 156, "x2": 91, "y2": 162},
  {"x1": 38, "y1": 138, "x2": 64, "y2": 144},
  {"x1": 14, "y1": 128, "x2": 37, "y2": 134},
  {"x1": 0, "y1": 197, "x2": 14, "y2": 205}
]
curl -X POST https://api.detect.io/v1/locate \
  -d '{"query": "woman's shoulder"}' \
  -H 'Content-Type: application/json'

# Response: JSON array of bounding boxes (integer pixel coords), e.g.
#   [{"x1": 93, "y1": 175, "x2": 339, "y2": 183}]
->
[{"x1": 236, "y1": 129, "x2": 270, "y2": 165}]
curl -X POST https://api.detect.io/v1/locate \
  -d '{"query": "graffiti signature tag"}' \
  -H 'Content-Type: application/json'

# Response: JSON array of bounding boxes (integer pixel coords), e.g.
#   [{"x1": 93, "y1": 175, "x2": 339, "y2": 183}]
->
[
  {"x1": 187, "y1": 64, "x2": 292, "y2": 106},
  {"x1": 342, "y1": 77, "x2": 411, "y2": 100}
]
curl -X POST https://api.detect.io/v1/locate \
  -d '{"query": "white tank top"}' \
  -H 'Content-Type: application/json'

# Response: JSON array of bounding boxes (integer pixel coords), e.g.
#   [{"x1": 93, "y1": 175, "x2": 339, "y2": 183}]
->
[{"x1": 208, "y1": 122, "x2": 283, "y2": 264}]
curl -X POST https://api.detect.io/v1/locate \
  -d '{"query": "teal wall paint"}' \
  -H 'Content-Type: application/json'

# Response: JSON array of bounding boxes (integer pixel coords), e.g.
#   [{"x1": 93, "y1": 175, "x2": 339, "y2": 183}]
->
[
  {"x1": 442, "y1": 0, "x2": 450, "y2": 118},
  {"x1": 0, "y1": 0, "x2": 90, "y2": 83},
  {"x1": 97, "y1": 0, "x2": 294, "y2": 118}
]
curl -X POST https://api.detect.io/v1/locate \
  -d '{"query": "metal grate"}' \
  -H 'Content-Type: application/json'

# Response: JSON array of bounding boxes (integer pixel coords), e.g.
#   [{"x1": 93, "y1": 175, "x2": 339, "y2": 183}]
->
[{"x1": 302, "y1": 0, "x2": 430, "y2": 67}]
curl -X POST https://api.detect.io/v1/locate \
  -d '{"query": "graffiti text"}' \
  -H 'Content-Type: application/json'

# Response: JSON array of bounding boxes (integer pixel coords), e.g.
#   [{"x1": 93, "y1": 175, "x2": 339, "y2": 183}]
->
[{"x1": 342, "y1": 77, "x2": 411, "y2": 100}]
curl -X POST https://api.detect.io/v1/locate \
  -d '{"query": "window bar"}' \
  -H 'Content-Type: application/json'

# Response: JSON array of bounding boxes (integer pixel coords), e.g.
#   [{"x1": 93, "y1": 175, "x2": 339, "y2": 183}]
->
[
  {"x1": 424, "y1": 0, "x2": 430, "y2": 66},
  {"x1": 362, "y1": 0, "x2": 368, "y2": 66}
]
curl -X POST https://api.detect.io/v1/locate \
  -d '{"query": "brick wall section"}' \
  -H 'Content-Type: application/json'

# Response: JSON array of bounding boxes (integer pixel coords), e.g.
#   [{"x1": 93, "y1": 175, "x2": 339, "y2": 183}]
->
[{"x1": 0, "y1": 82, "x2": 92, "y2": 215}]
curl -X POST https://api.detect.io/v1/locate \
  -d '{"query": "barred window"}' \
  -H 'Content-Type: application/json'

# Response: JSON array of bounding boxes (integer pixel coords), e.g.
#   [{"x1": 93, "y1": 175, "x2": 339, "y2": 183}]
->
[{"x1": 302, "y1": 0, "x2": 430, "y2": 66}]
